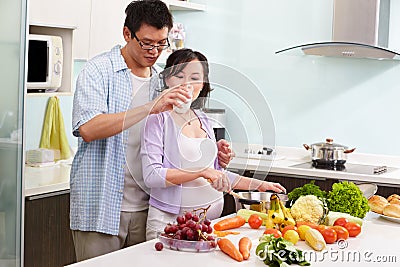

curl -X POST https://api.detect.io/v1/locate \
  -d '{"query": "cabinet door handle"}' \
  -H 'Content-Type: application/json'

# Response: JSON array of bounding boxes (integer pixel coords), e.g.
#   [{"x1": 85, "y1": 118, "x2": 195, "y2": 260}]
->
[{"x1": 26, "y1": 189, "x2": 70, "y2": 200}]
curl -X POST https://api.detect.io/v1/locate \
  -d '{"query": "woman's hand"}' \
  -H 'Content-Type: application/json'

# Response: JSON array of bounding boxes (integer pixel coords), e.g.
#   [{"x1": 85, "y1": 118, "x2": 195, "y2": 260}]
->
[
  {"x1": 257, "y1": 181, "x2": 286, "y2": 194},
  {"x1": 201, "y1": 168, "x2": 231, "y2": 192},
  {"x1": 217, "y1": 139, "x2": 234, "y2": 169}
]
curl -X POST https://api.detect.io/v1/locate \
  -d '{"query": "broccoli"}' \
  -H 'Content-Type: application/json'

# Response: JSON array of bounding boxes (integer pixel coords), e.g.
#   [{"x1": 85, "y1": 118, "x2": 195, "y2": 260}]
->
[{"x1": 288, "y1": 180, "x2": 327, "y2": 202}]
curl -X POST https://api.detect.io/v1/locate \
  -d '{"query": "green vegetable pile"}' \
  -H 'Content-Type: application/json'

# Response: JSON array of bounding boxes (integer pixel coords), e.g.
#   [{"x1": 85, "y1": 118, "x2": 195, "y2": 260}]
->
[
  {"x1": 327, "y1": 181, "x2": 370, "y2": 218},
  {"x1": 287, "y1": 180, "x2": 326, "y2": 202},
  {"x1": 256, "y1": 234, "x2": 310, "y2": 267}
]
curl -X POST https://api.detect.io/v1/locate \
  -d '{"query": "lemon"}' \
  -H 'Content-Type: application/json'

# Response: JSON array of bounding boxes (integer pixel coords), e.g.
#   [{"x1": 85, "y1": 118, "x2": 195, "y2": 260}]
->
[
  {"x1": 283, "y1": 229, "x2": 300, "y2": 245},
  {"x1": 298, "y1": 225, "x2": 312, "y2": 241}
]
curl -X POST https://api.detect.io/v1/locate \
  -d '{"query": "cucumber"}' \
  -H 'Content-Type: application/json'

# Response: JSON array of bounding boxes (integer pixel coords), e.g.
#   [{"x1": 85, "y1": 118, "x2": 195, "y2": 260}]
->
[
  {"x1": 237, "y1": 209, "x2": 269, "y2": 225},
  {"x1": 324, "y1": 211, "x2": 364, "y2": 226}
]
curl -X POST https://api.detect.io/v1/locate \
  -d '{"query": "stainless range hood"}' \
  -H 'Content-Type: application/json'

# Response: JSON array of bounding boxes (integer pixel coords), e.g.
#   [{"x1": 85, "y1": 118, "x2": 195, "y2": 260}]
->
[{"x1": 276, "y1": 0, "x2": 400, "y2": 60}]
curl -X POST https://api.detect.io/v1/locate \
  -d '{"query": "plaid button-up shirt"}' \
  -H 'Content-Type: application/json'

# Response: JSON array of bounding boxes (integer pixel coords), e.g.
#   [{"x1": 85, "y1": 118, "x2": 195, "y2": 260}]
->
[{"x1": 70, "y1": 45, "x2": 162, "y2": 235}]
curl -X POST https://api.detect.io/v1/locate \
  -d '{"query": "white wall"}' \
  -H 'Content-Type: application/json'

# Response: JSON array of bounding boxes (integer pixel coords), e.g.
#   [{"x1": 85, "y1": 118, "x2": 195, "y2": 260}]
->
[
  {"x1": 174, "y1": 0, "x2": 400, "y2": 155},
  {"x1": 24, "y1": 0, "x2": 400, "y2": 156}
]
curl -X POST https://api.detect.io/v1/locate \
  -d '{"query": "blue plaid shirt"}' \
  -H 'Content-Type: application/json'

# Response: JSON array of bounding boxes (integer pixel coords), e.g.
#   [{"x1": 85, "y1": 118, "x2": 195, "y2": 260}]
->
[{"x1": 70, "y1": 45, "x2": 162, "y2": 235}]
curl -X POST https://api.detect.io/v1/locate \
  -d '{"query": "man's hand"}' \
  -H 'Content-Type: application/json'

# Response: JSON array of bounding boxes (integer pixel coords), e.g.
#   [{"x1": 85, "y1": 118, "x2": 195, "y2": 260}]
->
[
  {"x1": 217, "y1": 139, "x2": 234, "y2": 169},
  {"x1": 148, "y1": 86, "x2": 191, "y2": 114}
]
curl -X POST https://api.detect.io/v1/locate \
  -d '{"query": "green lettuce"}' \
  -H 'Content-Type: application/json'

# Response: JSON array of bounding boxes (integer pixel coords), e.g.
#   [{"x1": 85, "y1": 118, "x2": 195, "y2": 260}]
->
[{"x1": 327, "y1": 181, "x2": 370, "y2": 218}]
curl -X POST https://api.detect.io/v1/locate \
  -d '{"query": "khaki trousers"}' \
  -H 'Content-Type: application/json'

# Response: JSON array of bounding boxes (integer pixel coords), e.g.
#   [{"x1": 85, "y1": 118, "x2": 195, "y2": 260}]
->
[{"x1": 72, "y1": 210, "x2": 148, "y2": 262}]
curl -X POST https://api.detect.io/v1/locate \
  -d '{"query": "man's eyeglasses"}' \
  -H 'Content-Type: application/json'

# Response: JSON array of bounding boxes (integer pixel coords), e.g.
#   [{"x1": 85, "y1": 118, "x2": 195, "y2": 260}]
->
[{"x1": 132, "y1": 33, "x2": 170, "y2": 51}]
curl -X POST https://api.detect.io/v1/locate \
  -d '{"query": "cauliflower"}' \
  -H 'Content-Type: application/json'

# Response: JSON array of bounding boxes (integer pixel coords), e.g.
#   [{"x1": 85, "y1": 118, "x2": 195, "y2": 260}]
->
[{"x1": 290, "y1": 195, "x2": 326, "y2": 224}]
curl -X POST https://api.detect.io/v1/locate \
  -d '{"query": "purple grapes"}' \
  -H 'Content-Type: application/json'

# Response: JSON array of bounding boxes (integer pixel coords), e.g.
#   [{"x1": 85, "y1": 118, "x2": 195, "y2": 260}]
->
[
  {"x1": 186, "y1": 219, "x2": 196, "y2": 229},
  {"x1": 203, "y1": 219, "x2": 211, "y2": 226},
  {"x1": 155, "y1": 242, "x2": 163, "y2": 251},
  {"x1": 185, "y1": 212, "x2": 193, "y2": 221},
  {"x1": 161, "y1": 209, "x2": 214, "y2": 243},
  {"x1": 176, "y1": 215, "x2": 186, "y2": 225}
]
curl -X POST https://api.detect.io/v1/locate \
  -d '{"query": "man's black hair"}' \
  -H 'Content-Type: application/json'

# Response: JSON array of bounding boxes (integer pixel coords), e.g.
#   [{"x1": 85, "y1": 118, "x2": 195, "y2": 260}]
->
[{"x1": 125, "y1": 0, "x2": 173, "y2": 34}]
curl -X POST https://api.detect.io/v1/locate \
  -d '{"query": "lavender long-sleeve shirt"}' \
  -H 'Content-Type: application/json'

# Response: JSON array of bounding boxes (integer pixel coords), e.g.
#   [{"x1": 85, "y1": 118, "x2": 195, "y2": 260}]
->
[{"x1": 140, "y1": 109, "x2": 239, "y2": 214}]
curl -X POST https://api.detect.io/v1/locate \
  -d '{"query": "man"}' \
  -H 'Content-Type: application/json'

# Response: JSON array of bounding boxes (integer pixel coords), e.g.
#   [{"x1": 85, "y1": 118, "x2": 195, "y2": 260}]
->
[{"x1": 70, "y1": 0, "x2": 232, "y2": 261}]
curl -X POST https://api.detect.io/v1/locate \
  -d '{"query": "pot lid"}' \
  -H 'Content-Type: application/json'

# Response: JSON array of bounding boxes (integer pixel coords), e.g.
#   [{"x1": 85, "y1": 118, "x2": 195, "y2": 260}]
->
[{"x1": 312, "y1": 138, "x2": 348, "y2": 150}]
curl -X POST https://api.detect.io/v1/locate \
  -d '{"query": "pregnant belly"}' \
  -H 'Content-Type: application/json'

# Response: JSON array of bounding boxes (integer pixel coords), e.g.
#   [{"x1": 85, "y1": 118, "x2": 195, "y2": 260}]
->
[{"x1": 180, "y1": 179, "x2": 224, "y2": 220}]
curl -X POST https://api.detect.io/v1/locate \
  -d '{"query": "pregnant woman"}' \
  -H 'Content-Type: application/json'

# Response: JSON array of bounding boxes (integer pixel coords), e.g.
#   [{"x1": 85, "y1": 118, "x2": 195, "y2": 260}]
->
[{"x1": 141, "y1": 48, "x2": 286, "y2": 240}]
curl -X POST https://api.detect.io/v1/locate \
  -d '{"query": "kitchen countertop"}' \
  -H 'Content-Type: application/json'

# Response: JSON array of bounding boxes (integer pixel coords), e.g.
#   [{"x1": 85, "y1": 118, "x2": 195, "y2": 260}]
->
[
  {"x1": 24, "y1": 162, "x2": 71, "y2": 197},
  {"x1": 65, "y1": 212, "x2": 400, "y2": 267},
  {"x1": 24, "y1": 145, "x2": 400, "y2": 197},
  {"x1": 0, "y1": 137, "x2": 20, "y2": 148},
  {"x1": 229, "y1": 145, "x2": 400, "y2": 186}
]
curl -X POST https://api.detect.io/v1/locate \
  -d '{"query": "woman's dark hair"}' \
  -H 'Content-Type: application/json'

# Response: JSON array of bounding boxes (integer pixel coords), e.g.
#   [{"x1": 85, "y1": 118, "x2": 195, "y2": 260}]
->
[
  {"x1": 125, "y1": 0, "x2": 173, "y2": 34},
  {"x1": 161, "y1": 48, "x2": 212, "y2": 109}
]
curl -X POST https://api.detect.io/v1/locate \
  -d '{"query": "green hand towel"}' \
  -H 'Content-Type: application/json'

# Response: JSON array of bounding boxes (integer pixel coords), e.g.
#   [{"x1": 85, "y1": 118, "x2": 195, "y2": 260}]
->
[{"x1": 39, "y1": 96, "x2": 71, "y2": 160}]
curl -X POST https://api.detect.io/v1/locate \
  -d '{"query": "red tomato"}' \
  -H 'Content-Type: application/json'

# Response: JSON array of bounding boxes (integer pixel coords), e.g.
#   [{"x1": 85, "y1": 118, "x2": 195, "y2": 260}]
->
[
  {"x1": 248, "y1": 214, "x2": 263, "y2": 229},
  {"x1": 264, "y1": 228, "x2": 282, "y2": 238},
  {"x1": 344, "y1": 222, "x2": 361, "y2": 237},
  {"x1": 296, "y1": 221, "x2": 318, "y2": 229},
  {"x1": 321, "y1": 228, "x2": 337, "y2": 244},
  {"x1": 281, "y1": 225, "x2": 298, "y2": 236},
  {"x1": 316, "y1": 225, "x2": 328, "y2": 233},
  {"x1": 333, "y1": 217, "x2": 349, "y2": 227},
  {"x1": 332, "y1": 225, "x2": 349, "y2": 240}
]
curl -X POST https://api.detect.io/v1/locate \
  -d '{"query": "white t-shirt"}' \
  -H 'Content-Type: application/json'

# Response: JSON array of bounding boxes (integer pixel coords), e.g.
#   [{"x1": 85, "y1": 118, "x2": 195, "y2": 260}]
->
[
  {"x1": 178, "y1": 132, "x2": 224, "y2": 220},
  {"x1": 121, "y1": 72, "x2": 151, "y2": 212}
]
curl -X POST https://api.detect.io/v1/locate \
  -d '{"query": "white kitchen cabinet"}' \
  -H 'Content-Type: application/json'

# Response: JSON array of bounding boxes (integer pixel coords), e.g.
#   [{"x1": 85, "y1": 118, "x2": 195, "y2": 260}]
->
[
  {"x1": 29, "y1": 0, "x2": 79, "y2": 26},
  {"x1": 88, "y1": 0, "x2": 132, "y2": 59},
  {"x1": 29, "y1": 0, "x2": 206, "y2": 61},
  {"x1": 29, "y1": 0, "x2": 92, "y2": 60},
  {"x1": 72, "y1": 1, "x2": 92, "y2": 60},
  {"x1": 164, "y1": 0, "x2": 206, "y2": 11}
]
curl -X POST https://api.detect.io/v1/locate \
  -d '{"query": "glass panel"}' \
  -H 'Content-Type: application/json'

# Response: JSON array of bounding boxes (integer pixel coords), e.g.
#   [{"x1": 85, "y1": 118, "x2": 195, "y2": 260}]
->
[{"x1": 0, "y1": 0, "x2": 26, "y2": 266}]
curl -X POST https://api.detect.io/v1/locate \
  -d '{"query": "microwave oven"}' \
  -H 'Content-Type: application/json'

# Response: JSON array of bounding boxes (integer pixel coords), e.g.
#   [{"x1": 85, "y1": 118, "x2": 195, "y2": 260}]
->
[{"x1": 27, "y1": 34, "x2": 63, "y2": 92}]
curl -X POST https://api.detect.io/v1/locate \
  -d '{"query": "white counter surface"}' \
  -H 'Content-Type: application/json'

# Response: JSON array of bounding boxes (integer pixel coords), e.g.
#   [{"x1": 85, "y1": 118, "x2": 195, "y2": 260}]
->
[
  {"x1": 24, "y1": 145, "x2": 400, "y2": 197},
  {"x1": 229, "y1": 145, "x2": 400, "y2": 186},
  {"x1": 66, "y1": 212, "x2": 400, "y2": 267},
  {"x1": 24, "y1": 163, "x2": 71, "y2": 197}
]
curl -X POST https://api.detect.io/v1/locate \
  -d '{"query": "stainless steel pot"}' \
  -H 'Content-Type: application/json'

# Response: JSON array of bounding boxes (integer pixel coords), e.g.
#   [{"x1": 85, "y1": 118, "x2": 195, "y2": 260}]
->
[
  {"x1": 231, "y1": 191, "x2": 288, "y2": 212},
  {"x1": 303, "y1": 138, "x2": 355, "y2": 165}
]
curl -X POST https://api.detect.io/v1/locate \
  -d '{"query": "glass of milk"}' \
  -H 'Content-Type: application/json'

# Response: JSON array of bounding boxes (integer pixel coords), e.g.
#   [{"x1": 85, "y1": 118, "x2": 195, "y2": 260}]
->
[{"x1": 173, "y1": 84, "x2": 193, "y2": 114}]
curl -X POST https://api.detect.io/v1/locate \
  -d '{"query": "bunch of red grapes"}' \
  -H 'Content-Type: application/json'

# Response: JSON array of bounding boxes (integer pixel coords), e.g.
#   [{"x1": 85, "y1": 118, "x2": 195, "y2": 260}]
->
[{"x1": 161, "y1": 209, "x2": 215, "y2": 242}]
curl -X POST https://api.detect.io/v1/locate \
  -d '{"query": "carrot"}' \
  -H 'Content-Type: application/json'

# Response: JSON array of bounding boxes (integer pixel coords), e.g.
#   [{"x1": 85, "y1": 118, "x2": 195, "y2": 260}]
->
[
  {"x1": 217, "y1": 238, "x2": 243, "y2": 262},
  {"x1": 213, "y1": 216, "x2": 246, "y2": 231},
  {"x1": 238, "y1": 236, "x2": 252, "y2": 260},
  {"x1": 214, "y1": 230, "x2": 240, "y2": 237}
]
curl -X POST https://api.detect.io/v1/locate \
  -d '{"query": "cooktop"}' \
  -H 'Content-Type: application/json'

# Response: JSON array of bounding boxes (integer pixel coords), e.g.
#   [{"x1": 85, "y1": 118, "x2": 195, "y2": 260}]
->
[{"x1": 290, "y1": 162, "x2": 396, "y2": 175}]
